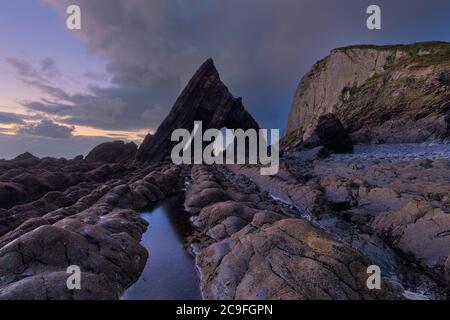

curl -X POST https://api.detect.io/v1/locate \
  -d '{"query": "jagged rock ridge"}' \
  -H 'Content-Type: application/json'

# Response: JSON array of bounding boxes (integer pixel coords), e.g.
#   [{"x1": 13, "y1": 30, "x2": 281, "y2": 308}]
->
[{"x1": 135, "y1": 58, "x2": 260, "y2": 162}]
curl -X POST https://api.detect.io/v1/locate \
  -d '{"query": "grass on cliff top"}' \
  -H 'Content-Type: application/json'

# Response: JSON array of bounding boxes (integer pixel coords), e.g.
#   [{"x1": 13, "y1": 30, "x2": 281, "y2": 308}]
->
[
  {"x1": 333, "y1": 41, "x2": 450, "y2": 53},
  {"x1": 339, "y1": 42, "x2": 450, "y2": 68},
  {"x1": 310, "y1": 42, "x2": 450, "y2": 76}
]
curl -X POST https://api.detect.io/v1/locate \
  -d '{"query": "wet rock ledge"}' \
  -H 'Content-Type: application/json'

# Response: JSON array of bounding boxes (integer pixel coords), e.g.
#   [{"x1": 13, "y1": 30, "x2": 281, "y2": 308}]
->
[
  {"x1": 184, "y1": 165, "x2": 400, "y2": 300},
  {"x1": 0, "y1": 155, "x2": 183, "y2": 300}
]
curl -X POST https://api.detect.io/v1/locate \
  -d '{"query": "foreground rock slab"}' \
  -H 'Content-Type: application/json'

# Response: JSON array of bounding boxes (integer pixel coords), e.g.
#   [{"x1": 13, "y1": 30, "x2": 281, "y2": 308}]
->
[
  {"x1": 186, "y1": 165, "x2": 400, "y2": 300},
  {"x1": 0, "y1": 163, "x2": 184, "y2": 299}
]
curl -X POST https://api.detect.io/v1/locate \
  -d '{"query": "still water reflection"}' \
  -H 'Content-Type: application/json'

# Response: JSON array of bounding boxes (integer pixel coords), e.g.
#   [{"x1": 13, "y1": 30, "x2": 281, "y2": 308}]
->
[{"x1": 122, "y1": 194, "x2": 201, "y2": 300}]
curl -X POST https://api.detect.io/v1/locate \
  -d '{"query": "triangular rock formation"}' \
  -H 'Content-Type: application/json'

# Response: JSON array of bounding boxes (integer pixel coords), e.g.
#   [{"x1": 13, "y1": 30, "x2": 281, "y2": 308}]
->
[{"x1": 135, "y1": 59, "x2": 260, "y2": 162}]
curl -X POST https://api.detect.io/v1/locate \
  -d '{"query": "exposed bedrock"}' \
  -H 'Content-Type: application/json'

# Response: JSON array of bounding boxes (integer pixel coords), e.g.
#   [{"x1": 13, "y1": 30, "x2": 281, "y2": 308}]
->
[
  {"x1": 313, "y1": 157, "x2": 450, "y2": 287},
  {"x1": 0, "y1": 164, "x2": 185, "y2": 299},
  {"x1": 185, "y1": 165, "x2": 401, "y2": 300},
  {"x1": 0, "y1": 58, "x2": 261, "y2": 300},
  {"x1": 85, "y1": 141, "x2": 138, "y2": 163},
  {"x1": 282, "y1": 114, "x2": 353, "y2": 153},
  {"x1": 226, "y1": 164, "x2": 326, "y2": 217},
  {"x1": 284, "y1": 42, "x2": 450, "y2": 145},
  {"x1": 0, "y1": 153, "x2": 129, "y2": 211},
  {"x1": 0, "y1": 161, "x2": 131, "y2": 236},
  {"x1": 1, "y1": 42, "x2": 449, "y2": 301},
  {"x1": 375, "y1": 201, "x2": 450, "y2": 283},
  {"x1": 186, "y1": 156, "x2": 450, "y2": 298}
]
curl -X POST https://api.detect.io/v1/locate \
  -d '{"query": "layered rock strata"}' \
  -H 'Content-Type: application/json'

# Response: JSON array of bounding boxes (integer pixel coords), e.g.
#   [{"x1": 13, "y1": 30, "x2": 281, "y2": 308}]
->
[{"x1": 284, "y1": 42, "x2": 450, "y2": 145}]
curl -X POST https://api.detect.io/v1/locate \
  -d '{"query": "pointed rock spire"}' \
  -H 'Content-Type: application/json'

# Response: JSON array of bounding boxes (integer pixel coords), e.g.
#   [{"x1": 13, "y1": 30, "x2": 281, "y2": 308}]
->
[{"x1": 135, "y1": 59, "x2": 260, "y2": 162}]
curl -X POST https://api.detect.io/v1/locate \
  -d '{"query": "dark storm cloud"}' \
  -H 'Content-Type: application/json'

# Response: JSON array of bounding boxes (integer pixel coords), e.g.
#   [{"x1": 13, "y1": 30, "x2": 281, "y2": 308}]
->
[
  {"x1": 7, "y1": 57, "x2": 61, "y2": 82},
  {"x1": 21, "y1": 79, "x2": 165, "y2": 131},
  {"x1": 84, "y1": 71, "x2": 109, "y2": 82},
  {"x1": 4, "y1": 53, "x2": 161, "y2": 132},
  {"x1": 0, "y1": 111, "x2": 26, "y2": 124},
  {"x1": 7, "y1": 54, "x2": 168, "y2": 131},
  {"x1": 40, "y1": 0, "x2": 450, "y2": 132},
  {"x1": 17, "y1": 119, "x2": 75, "y2": 139},
  {"x1": 23, "y1": 79, "x2": 72, "y2": 101},
  {"x1": 7, "y1": 57, "x2": 42, "y2": 80},
  {"x1": 39, "y1": 57, "x2": 60, "y2": 79}
]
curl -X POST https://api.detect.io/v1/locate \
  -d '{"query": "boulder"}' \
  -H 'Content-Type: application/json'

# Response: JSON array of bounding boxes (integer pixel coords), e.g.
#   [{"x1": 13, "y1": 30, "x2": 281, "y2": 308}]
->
[
  {"x1": 0, "y1": 209, "x2": 148, "y2": 300},
  {"x1": 13, "y1": 152, "x2": 39, "y2": 161},
  {"x1": 86, "y1": 141, "x2": 137, "y2": 163},
  {"x1": 0, "y1": 183, "x2": 26, "y2": 209},
  {"x1": 73, "y1": 155, "x2": 84, "y2": 161},
  {"x1": 303, "y1": 114, "x2": 353, "y2": 153},
  {"x1": 12, "y1": 173, "x2": 50, "y2": 196}
]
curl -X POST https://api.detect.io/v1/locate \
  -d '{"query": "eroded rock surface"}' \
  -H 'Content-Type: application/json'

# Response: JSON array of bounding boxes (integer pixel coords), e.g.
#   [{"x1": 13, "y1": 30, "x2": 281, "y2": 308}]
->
[
  {"x1": 283, "y1": 114, "x2": 353, "y2": 153},
  {"x1": 183, "y1": 150, "x2": 450, "y2": 300},
  {"x1": 313, "y1": 154, "x2": 450, "y2": 289},
  {"x1": 1, "y1": 48, "x2": 449, "y2": 301},
  {"x1": 375, "y1": 201, "x2": 450, "y2": 281},
  {"x1": 0, "y1": 161, "x2": 184, "y2": 299},
  {"x1": 284, "y1": 42, "x2": 450, "y2": 145},
  {"x1": 85, "y1": 141, "x2": 138, "y2": 163},
  {"x1": 185, "y1": 165, "x2": 401, "y2": 300}
]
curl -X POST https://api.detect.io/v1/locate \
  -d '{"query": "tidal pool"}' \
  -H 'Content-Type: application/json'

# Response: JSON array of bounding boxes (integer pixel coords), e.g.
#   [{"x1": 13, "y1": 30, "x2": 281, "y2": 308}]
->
[{"x1": 121, "y1": 194, "x2": 201, "y2": 300}]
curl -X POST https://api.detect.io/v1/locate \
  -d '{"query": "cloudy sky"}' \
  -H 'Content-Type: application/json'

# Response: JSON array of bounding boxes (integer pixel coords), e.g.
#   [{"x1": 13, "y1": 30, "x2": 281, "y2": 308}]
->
[{"x1": 0, "y1": 0, "x2": 449, "y2": 159}]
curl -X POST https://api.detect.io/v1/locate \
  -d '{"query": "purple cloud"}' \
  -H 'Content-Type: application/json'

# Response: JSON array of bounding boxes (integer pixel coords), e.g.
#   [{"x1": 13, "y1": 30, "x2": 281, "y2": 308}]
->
[{"x1": 17, "y1": 119, "x2": 75, "y2": 139}]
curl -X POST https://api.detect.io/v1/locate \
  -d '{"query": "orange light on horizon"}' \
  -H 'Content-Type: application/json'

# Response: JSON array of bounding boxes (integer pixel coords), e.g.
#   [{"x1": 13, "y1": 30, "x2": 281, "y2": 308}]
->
[
  {"x1": 0, "y1": 124, "x2": 18, "y2": 135},
  {"x1": 0, "y1": 118, "x2": 152, "y2": 143},
  {"x1": 73, "y1": 125, "x2": 151, "y2": 142}
]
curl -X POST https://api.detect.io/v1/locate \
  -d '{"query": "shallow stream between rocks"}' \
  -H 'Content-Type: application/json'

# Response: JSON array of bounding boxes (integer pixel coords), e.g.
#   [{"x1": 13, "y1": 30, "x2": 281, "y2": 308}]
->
[{"x1": 121, "y1": 193, "x2": 202, "y2": 300}]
